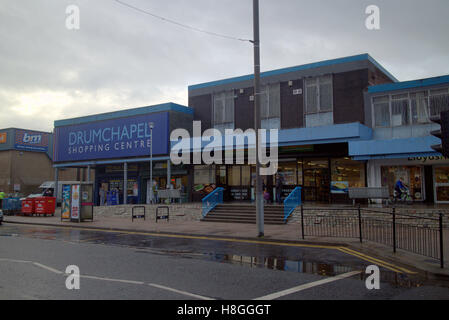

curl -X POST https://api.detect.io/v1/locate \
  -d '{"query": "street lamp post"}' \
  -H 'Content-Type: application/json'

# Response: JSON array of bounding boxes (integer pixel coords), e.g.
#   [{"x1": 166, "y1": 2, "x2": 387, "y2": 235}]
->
[
  {"x1": 253, "y1": 0, "x2": 264, "y2": 237},
  {"x1": 149, "y1": 122, "x2": 154, "y2": 204}
]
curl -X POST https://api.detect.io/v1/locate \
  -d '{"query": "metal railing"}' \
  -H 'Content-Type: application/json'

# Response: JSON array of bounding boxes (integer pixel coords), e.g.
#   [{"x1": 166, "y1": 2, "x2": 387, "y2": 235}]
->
[
  {"x1": 283, "y1": 187, "x2": 302, "y2": 222},
  {"x1": 300, "y1": 205, "x2": 445, "y2": 268},
  {"x1": 201, "y1": 187, "x2": 224, "y2": 218}
]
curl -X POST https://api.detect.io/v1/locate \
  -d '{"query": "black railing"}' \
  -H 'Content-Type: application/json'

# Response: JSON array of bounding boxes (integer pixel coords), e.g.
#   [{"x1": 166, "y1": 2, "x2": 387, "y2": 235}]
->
[{"x1": 300, "y1": 205, "x2": 445, "y2": 268}]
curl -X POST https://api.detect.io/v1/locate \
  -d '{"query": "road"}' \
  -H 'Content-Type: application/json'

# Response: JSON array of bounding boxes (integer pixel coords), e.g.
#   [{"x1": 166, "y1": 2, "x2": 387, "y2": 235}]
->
[{"x1": 0, "y1": 223, "x2": 448, "y2": 300}]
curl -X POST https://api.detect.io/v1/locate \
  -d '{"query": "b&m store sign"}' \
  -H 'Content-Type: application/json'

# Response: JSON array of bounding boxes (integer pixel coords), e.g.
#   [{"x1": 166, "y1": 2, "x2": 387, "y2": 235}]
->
[
  {"x1": 54, "y1": 113, "x2": 169, "y2": 162},
  {"x1": 15, "y1": 129, "x2": 50, "y2": 152}
]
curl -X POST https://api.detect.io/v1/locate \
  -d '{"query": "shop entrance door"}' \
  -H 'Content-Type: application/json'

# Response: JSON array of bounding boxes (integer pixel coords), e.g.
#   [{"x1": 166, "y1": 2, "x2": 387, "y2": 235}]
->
[
  {"x1": 303, "y1": 168, "x2": 330, "y2": 202},
  {"x1": 227, "y1": 166, "x2": 252, "y2": 201}
]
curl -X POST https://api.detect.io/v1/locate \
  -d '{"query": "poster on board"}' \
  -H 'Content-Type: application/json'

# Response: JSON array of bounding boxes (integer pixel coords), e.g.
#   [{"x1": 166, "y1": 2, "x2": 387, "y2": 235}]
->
[
  {"x1": 71, "y1": 185, "x2": 80, "y2": 220},
  {"x1": 61, "y1": 185, "x2": 71, "y2": 219}
]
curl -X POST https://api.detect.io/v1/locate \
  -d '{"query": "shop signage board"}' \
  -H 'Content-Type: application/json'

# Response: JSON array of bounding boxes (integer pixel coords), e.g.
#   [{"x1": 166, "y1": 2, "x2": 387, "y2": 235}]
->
[
  {"x1": 54, "y1": 112, "x2": 169, "y2": 162},
  {"x1": 407, "y1": 156, "x2": 449, "y2": 165},
  {"x1": 0, "y1": 132, "x2": 6, "y2": 144},
  {"x1": 14, "y1": 129, "x2": 50, "y2": 152}
]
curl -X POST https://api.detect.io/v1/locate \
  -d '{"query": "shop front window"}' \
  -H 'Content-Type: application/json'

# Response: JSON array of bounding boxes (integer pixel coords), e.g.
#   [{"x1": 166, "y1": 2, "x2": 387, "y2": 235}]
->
[
  {"x1": 381, "y1": 166, "x2": 423, "y2": 200},
  {"x1": 216, "y1": 166, "x2": 227, "y2": 185},
  {"x1": 241, "y1": 166, "x2": 251, "y2": 186},
  {"x1": 278, "y1": 161, "x2": 298, "y2": 185},
  {"x1": 434, "y1": 166, "x2": 449, "y2": 202},
  {"x1": 193, "y1": 165, "x2": 216, "y2": 194},
  {"x1": 228, "y1": 166, "x2": 251, "y2": 186},
  {"x1": 331, "y1": 158, "x2": 365, "y2": 194},
  {"x1": 228, "y1": 166, "x2": 241, "y2": 187}
]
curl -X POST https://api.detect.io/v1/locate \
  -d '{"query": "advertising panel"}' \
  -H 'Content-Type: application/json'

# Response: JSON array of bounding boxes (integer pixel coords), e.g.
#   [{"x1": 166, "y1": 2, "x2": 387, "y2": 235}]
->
[
  {"x1": 54, "y1": 112, "x2": 169, "y2": 162},
  {"x1": 0, "y1": 132, "x2": 6, "y2": 144},
  {"x1": 14, "y1": 129, "x2": 50, "y2": 152},
  {"x1": 70, "y1": 185, "x2": 80, "y2": 220},
  {"x1": 331, "y1": 181, "x2": 349, "y2": 194},
  {"x1": 61, "y1": 185, "x2": 71, "y2": 219}
]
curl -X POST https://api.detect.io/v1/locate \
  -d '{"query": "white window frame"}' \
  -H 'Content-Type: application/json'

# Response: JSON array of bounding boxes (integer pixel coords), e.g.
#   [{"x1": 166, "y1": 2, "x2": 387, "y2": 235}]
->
[
  {"x1": 213, "y1": 90, "x2": 235, "y2": 131},
  {"x1": 305, "y1": 75, "x2": 333, "y2": 115},
  {"x1": 371, "y1": 87, "x2": 449, "y2": 128},
  {"x1": 371, "y1": 95, "x2": 391, "y2": 128},
  {"x1": 260, "y1": 83, "x2": 281, "y2": 130}
]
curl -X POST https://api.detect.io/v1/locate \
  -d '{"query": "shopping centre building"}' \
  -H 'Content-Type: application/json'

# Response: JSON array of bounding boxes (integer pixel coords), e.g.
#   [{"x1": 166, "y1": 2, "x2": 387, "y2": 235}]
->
[
  {"x1": 353, "y1": 75, "x2": 449, "y2": 203},
  {"x1": 52, "y1": 103, "x2": 193, "y2": 205},
  {"x1": 187, "y1": 53, "x2": 397, "y2": 203},
  {"x1": 51, "y1": 54, "x2": 449, "y2": 205}
]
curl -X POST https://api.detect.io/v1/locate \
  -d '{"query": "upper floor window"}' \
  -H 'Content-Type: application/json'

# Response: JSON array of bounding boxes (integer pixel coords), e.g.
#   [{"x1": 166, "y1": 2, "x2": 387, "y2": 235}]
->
[
  {"x1": 410, "y1": 91, "x2": 429, "y2": 124},
  {"x1": 373, "y1": 96, "x2": 390, "y2": 127},
  {"x1": 305, "y1": 75, "x2": 333, "y2": 114},
  {"x1": 391, "y1": 94, "x2": 410, "y2": 126},
  {"x1": 372, "y1": 87, "x2": 449, "y2": 128},
  {"x1": 260, "y1": 83, "x2": 281, "y2": 129},
  {"x1": 213, "y1": 90, "x2": 235, "y2": 133},
  {"x1": 429, "y1": 88, "x2": 449, "y2": 117}
]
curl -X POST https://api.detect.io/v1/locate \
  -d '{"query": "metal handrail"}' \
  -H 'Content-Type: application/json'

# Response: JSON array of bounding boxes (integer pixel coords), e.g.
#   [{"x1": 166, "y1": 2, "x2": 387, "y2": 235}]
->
[
  {"x1": 201, "y1": 187, "x2": 224, "y2": 218},
  {"x1": 283, "y1": 187, "x2": 302, "y2": 222}
]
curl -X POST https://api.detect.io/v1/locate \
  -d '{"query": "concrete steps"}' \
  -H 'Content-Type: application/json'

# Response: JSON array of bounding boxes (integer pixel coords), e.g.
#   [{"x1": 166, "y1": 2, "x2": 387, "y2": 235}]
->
[{"x1": 201, "y1": 204, "x2": 286, "y2": 225}]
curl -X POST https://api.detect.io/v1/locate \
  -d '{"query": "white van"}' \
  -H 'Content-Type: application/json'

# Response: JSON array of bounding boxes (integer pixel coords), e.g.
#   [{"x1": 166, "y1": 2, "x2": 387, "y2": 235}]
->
[{"x1": 23, "y1": 181, "x2": 81, "y2": 205}]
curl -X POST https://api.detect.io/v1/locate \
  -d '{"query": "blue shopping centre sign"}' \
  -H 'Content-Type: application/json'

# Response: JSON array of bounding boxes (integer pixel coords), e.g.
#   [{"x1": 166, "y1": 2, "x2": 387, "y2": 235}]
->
[{"x1": 54, "y1": 112, "x2": 169, "y2": 162}]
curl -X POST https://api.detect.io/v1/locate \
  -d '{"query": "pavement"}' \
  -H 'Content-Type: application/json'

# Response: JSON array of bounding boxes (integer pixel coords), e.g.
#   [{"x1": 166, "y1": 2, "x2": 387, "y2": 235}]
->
[{"x1": 3, "y1": 209, "x2": 449, "y2": 279}]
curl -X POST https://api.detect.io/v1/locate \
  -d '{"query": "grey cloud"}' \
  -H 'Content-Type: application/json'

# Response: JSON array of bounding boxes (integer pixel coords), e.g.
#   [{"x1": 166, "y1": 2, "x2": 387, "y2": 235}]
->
[{"x1": 0, "y1": 0, "x2": 448, "y2": 132}]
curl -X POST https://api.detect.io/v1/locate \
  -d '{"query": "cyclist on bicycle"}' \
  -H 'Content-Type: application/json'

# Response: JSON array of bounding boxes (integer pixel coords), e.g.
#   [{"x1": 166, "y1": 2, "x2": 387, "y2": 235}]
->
[{"x1": 394, "y1": 177, "x2": 408, "y2": 200}]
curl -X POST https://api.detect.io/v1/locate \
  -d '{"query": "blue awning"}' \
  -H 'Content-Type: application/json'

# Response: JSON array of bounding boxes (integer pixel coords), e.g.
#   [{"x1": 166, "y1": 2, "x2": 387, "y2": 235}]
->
[
  {"x1": 171, "y1": 122, "x2": 372, "y2": 152},
  {"x1": 349, "y1": 136, "x2": 441, "y2": 160}
]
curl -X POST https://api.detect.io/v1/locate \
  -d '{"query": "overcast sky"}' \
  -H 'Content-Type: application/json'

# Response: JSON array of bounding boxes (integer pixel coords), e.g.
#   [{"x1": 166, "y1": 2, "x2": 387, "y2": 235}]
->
[{"x1": 0, "y1": 0, "x2": 448, "y2": 132}]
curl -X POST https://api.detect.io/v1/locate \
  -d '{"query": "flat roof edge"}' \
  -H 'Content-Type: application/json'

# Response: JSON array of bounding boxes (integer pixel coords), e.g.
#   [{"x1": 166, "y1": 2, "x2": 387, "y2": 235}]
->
[
  {"x1": 54, "y1": 102, "x2": 191, "y2": 128},
  {"x1": 368, "y1": 75, "x2": 449, "y2": 94},
  {"x1": 188, "y1": 53, "x2": 397, "y2": 91}
]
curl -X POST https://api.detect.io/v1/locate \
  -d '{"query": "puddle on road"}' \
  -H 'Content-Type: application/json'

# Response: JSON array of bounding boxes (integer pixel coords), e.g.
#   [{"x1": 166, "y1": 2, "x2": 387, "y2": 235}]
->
[
  {"x1": 1, "y1": 224, "x2": 442, "y2": 289},
  {"x1": 197, "y1": 252, "x2": 430, "y2": 289}
]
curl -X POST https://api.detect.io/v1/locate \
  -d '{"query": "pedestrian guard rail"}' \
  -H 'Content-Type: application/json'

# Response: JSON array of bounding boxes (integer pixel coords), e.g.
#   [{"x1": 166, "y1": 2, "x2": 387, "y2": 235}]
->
[
  {"x1": 283, "y1": 187, "x2": 302, "y2": 222},
  {"x1": 202, "y1": 187, "x2": 224, "y2": 218},
  {"x1": 299, "y1": 205, "x2": 445, "y2": 268}
]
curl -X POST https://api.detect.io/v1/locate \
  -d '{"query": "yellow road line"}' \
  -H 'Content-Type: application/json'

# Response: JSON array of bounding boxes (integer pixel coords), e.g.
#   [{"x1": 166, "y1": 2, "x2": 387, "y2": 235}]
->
[
  {"x1": 14, "y1": 223, "x2": 416, "y2": 274},
  {"x1": 338, "y1": 247, "x2": 417, "y2": 274},
  {"x1": 62, "y1": 226, "x2": 340, "y2": 250},
  {"x1": 78, "y1": 237, "x2": 105, "y2": 243}
]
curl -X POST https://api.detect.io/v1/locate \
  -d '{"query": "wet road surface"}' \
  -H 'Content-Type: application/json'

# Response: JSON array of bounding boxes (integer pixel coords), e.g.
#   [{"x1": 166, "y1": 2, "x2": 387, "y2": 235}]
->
[{"x1": 0, "y1": 224, "x2": 448, "y2": 300}]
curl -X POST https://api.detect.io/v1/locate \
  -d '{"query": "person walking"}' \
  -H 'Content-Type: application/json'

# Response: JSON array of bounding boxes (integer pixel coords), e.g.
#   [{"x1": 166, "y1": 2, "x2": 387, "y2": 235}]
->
[
  {"x1": 0, "y1": 189, "x2": 5, "y2": 209},
  {"x1": 275, "y1": 174, "x2": 284, "y2": 205},
  {"x1": 99, "y1": 186, "x2": 106, "y2": 206}
]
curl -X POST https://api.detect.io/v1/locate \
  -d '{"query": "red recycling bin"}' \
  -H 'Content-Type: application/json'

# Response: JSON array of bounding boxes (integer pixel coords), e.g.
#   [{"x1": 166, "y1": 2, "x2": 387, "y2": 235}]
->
[
  {"x1": 34, "y1": 197, "x2": 56, "y2": 216},
  {"x1": 22, "y1": 198, "x2": 36, "y2": 216}
]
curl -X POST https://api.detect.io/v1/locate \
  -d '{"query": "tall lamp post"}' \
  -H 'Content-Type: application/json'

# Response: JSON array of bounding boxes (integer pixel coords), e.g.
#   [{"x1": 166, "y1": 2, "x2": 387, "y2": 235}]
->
[
  {"x1": 253, "y1": 0, "x2": 264, "y2": 237},
  {"x1": 149, "y1": 122, "x2": 154, "y2": 204}
]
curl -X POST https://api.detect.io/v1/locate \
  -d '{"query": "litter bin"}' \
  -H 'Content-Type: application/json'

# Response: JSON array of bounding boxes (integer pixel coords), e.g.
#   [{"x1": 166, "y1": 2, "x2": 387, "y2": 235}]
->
[
  {"x1": 21, "y1": 198, "x2": 35, "y2": 216},
  {"x1": 3, "y1": 198, "x2": 22, "y2": 216},
  {"x1": 35, "y1": 197, "x2": 56, "y2": 216}
]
